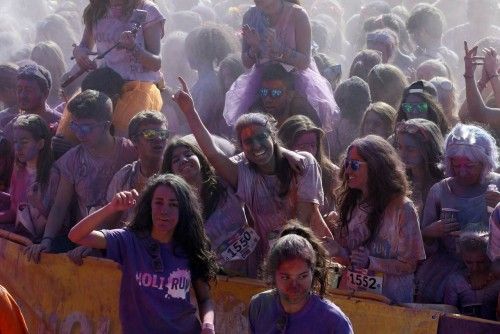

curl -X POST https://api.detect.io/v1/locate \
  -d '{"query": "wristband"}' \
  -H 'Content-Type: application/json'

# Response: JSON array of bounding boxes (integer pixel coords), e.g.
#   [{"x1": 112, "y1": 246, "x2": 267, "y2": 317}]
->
[{"x1": 463, "y1": 74, "x2": 474, "y2": 79}]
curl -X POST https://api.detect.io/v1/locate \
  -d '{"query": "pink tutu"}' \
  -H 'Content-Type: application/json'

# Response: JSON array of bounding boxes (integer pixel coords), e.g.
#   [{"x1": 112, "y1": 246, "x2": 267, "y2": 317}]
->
[{"x1": 223, "y1": 61, "x2": 339, "y2": 132}]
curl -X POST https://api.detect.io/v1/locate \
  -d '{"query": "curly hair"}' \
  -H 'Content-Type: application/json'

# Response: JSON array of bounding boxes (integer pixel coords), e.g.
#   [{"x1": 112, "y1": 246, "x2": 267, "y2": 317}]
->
[
  {"x1": 262, "y1": 221, "x2": 328, "y2": 297},
  {"x1": 336, "y1": 135, "x2": 410, "y2": 245},
  {"x1": 162, "y1": 137, "x2": 228, "y2": 220},
  {"x1": 127, "y1": 173, "x2": 218, "y2": 283}
]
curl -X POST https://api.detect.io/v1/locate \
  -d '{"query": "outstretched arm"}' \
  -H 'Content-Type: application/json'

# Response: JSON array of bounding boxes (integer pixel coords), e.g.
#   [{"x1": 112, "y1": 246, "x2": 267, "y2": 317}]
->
[{"x1": 173, "y1": 77, "x2": 239, "y2": 189}]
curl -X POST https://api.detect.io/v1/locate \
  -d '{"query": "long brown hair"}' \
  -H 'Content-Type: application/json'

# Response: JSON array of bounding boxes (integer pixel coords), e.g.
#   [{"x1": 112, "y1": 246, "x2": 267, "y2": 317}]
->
[
  {"x1": 336, "y1": 135, "x2": 409, "y2": 245},
  {"x1": 83, "y1": 0, "x2": 143, "y2": 27}
]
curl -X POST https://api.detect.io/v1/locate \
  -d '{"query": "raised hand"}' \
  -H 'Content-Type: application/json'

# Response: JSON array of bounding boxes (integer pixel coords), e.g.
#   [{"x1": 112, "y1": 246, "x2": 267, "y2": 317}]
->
[
  {"x1": 483, "y1": 47, "x2": 499, "y2": 79},
  {"x1": 172, "y1": 77, "x2": 195, "y2": 114},
  {"x1": 118, "y1": 30, "x2": 136, "y2": 50},
  {"x1": 464, "y1": 41, "x2": 484, "y2": 78},
  {"x1": 109, "y1": 189, "x2": 140, "y2": 212}
]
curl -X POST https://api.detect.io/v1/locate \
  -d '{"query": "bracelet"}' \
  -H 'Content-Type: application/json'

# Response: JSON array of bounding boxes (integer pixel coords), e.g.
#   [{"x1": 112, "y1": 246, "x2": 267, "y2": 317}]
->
[{"x1": 463, "y1": 74, "x2": 474, "y2": 79}]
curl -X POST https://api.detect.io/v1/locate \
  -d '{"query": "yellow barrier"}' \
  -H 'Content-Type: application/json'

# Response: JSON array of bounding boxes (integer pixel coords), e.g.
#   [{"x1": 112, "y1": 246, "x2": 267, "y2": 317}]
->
[{"x1": 0, "y1": 234, "x2": 443, "y2": 333}]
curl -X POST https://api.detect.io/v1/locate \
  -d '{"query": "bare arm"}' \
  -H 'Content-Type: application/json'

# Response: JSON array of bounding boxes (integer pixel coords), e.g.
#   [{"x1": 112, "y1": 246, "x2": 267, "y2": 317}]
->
[
  {"x1": 69, "y1": 190, "x2": 139, "y2": 249},
  {"x1": 193, "y1": 279, "x2": 215, "y2": 333},
  {"x1": 136, "y1": 20, "x2": 163, "y2": 71},
  {"x1": 173, "y1": 77, "x2": 239, "y2": 189},
  {"x1": 74, "y1": 25, "x2": 97, "y2": 71}
]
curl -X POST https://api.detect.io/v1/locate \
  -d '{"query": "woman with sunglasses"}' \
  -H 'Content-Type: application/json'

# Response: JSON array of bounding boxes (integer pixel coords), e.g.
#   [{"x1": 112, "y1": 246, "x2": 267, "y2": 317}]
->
[
  {"x1": 416, "y1": 123, "x2": 500, "y2": 303},
  {"x1": 396, "y1": 80, "x2": 450, "y2": 136},
  {"x1": 394, "y1": 118, "x2": 444, "y2": 218},
  {"x1": 331, "y1": 135, "x2": 425, "y2": 303},
  {"x1": 69, "y1": 174, "x2": 218, "y2": 333},
  {"x1": 249, "y1": 222, "x2": 353, "y2": 334},
  {"x1": 162, "y1": 137, "x2": 258, "y2": 277},
  {"x1": 224, "y1": 0, "x2": 339, "y2": 133},
  {"x1": 24, "y1": 90, "x2": 137, "y2": 263},
  {"x1": 173, "y1": 77, "x2": 332, "y2": 265}
]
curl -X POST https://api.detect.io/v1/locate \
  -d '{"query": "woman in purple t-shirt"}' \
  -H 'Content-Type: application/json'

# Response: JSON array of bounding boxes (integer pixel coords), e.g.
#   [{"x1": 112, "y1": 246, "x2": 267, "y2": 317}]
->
[
  {"x1": 69, "y1": 173, "x2": 218, "y2": 333},
  {"x1": 249, "y1": 222, "x2": 353, "y2": 334}
]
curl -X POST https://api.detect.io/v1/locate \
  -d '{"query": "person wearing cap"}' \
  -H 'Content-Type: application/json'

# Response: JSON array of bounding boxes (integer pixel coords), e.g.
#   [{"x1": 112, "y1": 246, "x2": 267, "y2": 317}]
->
[
  {"x1": 416, "y1": 123, "x2": 500, "y2": 303},
  {"x1": 2, "y1": 64, "x2": 61, "y2": 142},
  {"x1": 395, "y1": 80, "x2": 450, "y2": 135}
]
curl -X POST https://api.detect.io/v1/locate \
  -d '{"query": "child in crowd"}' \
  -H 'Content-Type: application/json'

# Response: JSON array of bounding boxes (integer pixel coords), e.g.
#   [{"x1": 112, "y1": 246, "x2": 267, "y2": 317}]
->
[
  {"x1": 444, "y1": 233, "x2": 500, "y2": 320},
  {"x1": 249, "y1": 222, "x2": 353, "y2": 334},
  {"x1": 69, "y1": 174, "x2": 217, "y2": 334},
  {"x1": 0, "y1": 115, "x2": 58, "y2": 242}
]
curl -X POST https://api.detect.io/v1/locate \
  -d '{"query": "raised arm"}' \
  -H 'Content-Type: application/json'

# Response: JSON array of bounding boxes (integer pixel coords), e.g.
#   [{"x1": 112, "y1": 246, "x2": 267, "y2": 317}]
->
[
  {"x1": 463, "y1": 42, "x2": 500, "y2": 127},
  {"x1": 69, "y1": 190, "x2": 139, "y2": 249},
  {"x1": 173, "y1": 77, "x2": 239, "y2": 189}
]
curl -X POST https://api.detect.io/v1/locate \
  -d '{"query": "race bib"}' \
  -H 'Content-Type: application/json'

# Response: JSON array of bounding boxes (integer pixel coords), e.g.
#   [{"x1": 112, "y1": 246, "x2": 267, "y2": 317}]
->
[
  {"x1": 219, "y1": 226, "x2": 260, "y2": 262},
  {"x1": 345, "y1": 268, "x2": 383, "y2": 294}
]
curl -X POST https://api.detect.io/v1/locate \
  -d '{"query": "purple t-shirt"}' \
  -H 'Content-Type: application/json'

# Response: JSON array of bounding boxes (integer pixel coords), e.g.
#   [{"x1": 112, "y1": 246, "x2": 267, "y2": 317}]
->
[
  {"x1": 249, "y1": 290, "x2": 353, "y2": 334},
  {"x1": 102, "y1": 229, "x2": 200, "y2": 333},
  {"x1": 56, "y1": 137, "x2": 137, "y2": 220}
]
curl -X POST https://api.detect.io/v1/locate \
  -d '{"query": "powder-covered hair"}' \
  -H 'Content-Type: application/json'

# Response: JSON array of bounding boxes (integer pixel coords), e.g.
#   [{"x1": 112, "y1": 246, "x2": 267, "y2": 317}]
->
[
  {"x1": 456, "y1": 232, "x2": 489, "y2": 256},
  {"x1": 444, "y1": 123, "x2": 499, "y2": 180}
]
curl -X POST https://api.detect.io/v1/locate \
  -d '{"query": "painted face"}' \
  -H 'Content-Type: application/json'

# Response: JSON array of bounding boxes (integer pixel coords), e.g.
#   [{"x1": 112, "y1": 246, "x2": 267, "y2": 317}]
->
[
  {"x1": 362, "y1": 111, "x2": 390, "y2": 138},
  {"x1": 395, "y1": 133, "x2": 424, "y2": 168},
  {"x1": 69, "y1": 117, "x2": 108, "y2": 147},
  {"x1": 259, "y1": 79, "x2": 289, "y2": 120},
  {"x1": 462, "y1": 250, "x2": 490, "y2": 274},
  {"x1": 450, "y1": 156, "x2": 483, "y2": 186},
  {"x1": 13, "y1": 128, "x2": 43, "y2": 164},
  {"x1": 345, "y1": 146, "x2": 369, "y2": 194},
  {"x1": 170, "y1": 146, "x2": 202, "y2": 183},
  {"x1": 402, "y1": 94, "x2": 429, "y2": 120},
  {"x1": 275, "y1": 257, "x2": 313, "y2": 308},
  {"x1": 134, "y1": 122, "x2": 168, "y2": 161},
  {"x1": 151, "y1": 185, "x2": 179, "y2": 238},
  {"x1": 17, "y1": 79, "x2": 46, "y2": 112},
  {"x1": 240, "y1": 124, "x2": 275, "y2": 171},
  {"x1": 292, "y1": 131, "x2": 318, "y2": 157}
]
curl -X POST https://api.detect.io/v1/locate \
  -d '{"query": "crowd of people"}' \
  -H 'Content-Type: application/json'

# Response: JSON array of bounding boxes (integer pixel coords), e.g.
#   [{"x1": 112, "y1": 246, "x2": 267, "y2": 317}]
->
[{"x1": 0, "y1": 0, "x2": 500, "y2": 332}]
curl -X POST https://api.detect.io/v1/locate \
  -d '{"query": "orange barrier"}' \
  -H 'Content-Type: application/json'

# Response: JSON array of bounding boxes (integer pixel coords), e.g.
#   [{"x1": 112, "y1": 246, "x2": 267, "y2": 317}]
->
[{"x1": 0, "y1": 234, "x2": 491, "y2": 333}]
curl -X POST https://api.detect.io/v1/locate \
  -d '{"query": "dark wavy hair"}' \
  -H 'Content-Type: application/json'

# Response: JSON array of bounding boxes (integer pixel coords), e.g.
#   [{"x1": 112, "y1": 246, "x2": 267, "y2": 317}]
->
[
  {"x1": 336, "y1": 135, "x2": 410, "y2": 245},
  {"x1": 235, "y1": 113, "x2": 292, "y2": 198},
  {"x1": 162, "y1": 137, "x2": 227, "y2": 220},
  {"x1": 263, "y1": 221, "x2": 328, "y2": 297},
  {"x1": 127, "y1": 173, "x2": 218, "y2": 283},
  {"x1": 83, "y1": 0, "x2": 142, "y2": 27},
  {"x1": 13, "y1": 115, "x2": 53, "y2": 191}
]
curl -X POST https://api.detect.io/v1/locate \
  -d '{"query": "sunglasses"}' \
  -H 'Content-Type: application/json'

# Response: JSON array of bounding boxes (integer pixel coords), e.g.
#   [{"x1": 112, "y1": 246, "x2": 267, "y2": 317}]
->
[
  {"x1": 69, "y1": 121, "x2": 107, "y2": 135},
  {"x1": 241, "y1": 132, "x2": 270, "y2": 147},
  {"x1": 401, "y1": 102, "x2": 428, "y2": 114},
  {"x1": 136, "y1": 129, "x2": 169, "y2": 141},
  {"x1": 344, "y1": 159, "x2": 366, "y2": 171},
  {"x1": 148, "y1": 241, "x2": 164, "y2": 273},
  {"x1": 259, "y1": 87, "x2": 284, "y2": 99}
]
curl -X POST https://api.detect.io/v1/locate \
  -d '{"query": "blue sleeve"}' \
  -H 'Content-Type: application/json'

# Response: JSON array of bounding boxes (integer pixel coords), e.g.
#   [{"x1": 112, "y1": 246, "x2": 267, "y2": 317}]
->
[{"x1": 101, "y1": 229, "x2": 131, "y2": 265}]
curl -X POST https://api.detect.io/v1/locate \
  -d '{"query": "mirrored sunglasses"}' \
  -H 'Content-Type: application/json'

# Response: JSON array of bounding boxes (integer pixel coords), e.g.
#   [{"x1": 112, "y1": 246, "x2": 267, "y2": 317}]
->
[
  {"x1": 401, "y1": 102, "x2": 428, "y2": 114},
  {"x1": 69, "y1": 121, "x2": 106, "y2": 135},
  {"x1": 259, "y1": 87, "x2": 284, "y2": 99},
  {"x1": 136, "y1": 129, "x2": 169, "y2": 141}
]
